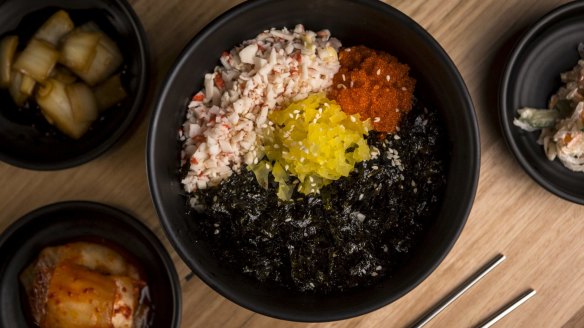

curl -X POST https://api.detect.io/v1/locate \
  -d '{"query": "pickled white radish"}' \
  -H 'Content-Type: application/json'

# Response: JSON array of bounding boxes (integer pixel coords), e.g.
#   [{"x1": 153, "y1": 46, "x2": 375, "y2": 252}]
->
[
  {"x1": 0, "y1": 35, "x2": 18, "y2": 87},
  {"x1": 13, "y1": 39, "x2": 59, "y2": 83}
]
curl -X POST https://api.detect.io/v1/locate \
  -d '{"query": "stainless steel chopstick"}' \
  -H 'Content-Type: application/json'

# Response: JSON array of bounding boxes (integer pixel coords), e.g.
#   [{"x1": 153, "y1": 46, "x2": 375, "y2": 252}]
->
[
  {"x1": 475, "y1": 289, "x2": 537, "y2": 328},
  {"x1": 409, "y1": 254, "x2": 506, "y2": 328}
]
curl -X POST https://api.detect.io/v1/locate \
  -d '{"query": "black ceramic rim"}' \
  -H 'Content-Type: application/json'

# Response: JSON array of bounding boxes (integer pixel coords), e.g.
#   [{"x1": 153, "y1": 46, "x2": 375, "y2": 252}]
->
[
  {"x1": 0, "y1": 0, "x2": 150, "y2": 171},
  {"x1": 499, "y1": 1, "x2": 584, "y2": 205},
  {"x1": 148, "y1": 0, "x2": 479, "y2": 322},
  {"x1": 0, "y1": 201, "x2": 182, "y2": 327}
]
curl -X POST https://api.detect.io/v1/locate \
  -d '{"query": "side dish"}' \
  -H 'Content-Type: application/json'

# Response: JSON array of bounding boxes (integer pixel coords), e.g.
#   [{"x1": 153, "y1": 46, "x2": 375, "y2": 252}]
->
[
  {"x1": 0, "y1": 10, "x2": 127, "y2": 139},
  {"x1": 514, "y1": 45, "x2": 584, "y2": 171},
  {"x1": 179, "y1": 25, "x2": 447, "y2": 293},
  {"x1": 20, "y1": 242, "x2": 150, "y2": 328}
]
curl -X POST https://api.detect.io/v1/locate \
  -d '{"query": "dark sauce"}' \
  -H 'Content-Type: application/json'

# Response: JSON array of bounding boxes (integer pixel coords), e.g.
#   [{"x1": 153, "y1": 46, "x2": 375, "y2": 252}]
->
[{"x1": 186, "y1": 100, "x2": 448, "y2": 293}]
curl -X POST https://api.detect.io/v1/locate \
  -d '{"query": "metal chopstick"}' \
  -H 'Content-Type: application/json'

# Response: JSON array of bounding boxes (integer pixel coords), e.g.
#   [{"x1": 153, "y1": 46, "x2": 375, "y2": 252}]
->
[
  {"x1": 409, "y1": 254, "x2": 506, "y2": 328},
  {"x1": 475, "y1": 289, "x2": 537, "y2": 328}
]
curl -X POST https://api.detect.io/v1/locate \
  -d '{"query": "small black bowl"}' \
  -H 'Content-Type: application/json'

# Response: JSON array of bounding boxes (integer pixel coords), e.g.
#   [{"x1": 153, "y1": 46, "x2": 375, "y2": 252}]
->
[
  {"x1": 0, "y1": 0, "x2": 149, "y2": 170},
  {"x1": 500, "y1": 1, "x2": 584, "y2": 205},
  {"x1": 0, "y1": 201, "x2": 181, "y2": 327},
  {"x1": 148, "y1": 0, "x2": 479, "y2": 322}
]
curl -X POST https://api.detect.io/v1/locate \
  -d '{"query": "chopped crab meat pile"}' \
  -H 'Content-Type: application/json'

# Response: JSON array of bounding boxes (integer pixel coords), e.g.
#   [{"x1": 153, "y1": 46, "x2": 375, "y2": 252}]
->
[{"x1": 180, "y1": 24, "x2": 341, "y2": 192}]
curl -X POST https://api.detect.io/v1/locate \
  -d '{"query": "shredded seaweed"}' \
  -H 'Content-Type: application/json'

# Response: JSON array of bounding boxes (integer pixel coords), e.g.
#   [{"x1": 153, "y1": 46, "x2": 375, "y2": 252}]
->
[{"x1": 186, "y1": 100, "x2": 448, "y2": 294}]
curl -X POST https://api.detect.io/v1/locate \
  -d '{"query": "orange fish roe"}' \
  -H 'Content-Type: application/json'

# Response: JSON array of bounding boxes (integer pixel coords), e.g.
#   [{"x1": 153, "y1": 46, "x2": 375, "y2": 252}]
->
[{"x1": 328, "y1": 46, "x2": 416, "y2": 133}]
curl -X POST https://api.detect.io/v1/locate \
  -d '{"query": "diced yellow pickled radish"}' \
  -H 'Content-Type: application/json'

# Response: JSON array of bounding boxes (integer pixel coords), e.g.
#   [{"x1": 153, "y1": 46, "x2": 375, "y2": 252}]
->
[
  {"x1": 249, "y1": 160, "x2": 271, "y2": 189},
  {"x1": 256, "y1": 94, "x2": 371, "y2": 200}
]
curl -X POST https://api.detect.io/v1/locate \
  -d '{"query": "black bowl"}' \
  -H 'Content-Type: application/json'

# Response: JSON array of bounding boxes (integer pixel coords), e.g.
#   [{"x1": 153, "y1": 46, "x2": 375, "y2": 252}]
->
[
  {"x1": 0, "y1": 0, "x2": 149, "y2": 170},
  {"x1": 0, "y1": 201, "x2": 181, "y2": 327},
  {"x1": 499, "y1": 1, "x2": 584, "y2": 205},
  {"x1": 148, "y1": 0, "x2": 479, "y2": 322}
]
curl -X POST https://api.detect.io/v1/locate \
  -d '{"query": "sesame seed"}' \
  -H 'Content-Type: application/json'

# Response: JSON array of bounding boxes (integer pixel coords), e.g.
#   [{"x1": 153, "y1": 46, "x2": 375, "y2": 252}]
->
[
  {"x1": 285, "y1": 218, "x2": 292, "y2": 222},
  {"x1": 394, "y1": 134, "x2": 401, "y2": 140},
  {"x1": 214, "y1": 229, "x2": 220, "y2": 235},
  {"x1": 372, "y1": 165, "x2": 379, "y2": 170},
  {"x1": 350, "y1": 116, "x2": 356, "y2": 122},
  {"x1": 342, "y1": 74, "x2": 346, "y2": 81},
  {"x1": 401, "y1": 87, "x2": 407, "y2": 91},
  {"x1": 359, "y1": 194, "x2": 364, "y2": 200},
  {"x1": 285, "y1": 165, "x2": 290, "y2": 170},
  {"x1": 374, "y1": 117, "x2": 381, "y2": 123},
  {"x1": 376, "y1": 266, "x2": 382, "y2": 271},
  {"x1": 376, "y1": 69, "x2": 381, "y2": 75},
  {"x1": 371, "y1": 272, "x2": 378, "y2": 277},
  {"x1": 386, "y1": 75, "x2": 390, "y2": 81}
]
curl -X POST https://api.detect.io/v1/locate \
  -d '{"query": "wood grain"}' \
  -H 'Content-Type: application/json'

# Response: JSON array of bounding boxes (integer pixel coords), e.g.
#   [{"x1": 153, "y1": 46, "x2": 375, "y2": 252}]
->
[{"x1": 1, "y1": 0, "x2": 582, "y2": 327}]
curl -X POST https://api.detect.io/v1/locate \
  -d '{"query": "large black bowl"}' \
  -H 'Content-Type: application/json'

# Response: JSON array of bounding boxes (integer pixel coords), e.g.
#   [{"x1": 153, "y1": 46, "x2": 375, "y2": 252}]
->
[
  {"x1": 0, "y1": 0, "x2": 149, "y2": 170},
  {"x1": 0, "y1": 201, "x2": 181, "y2": 327},
  {"x1": 499, "y1": 1, "x2": 584, "y2": 205},
  {"x1": 148, "y1": 0, "x2": 479, "y2": 322}
]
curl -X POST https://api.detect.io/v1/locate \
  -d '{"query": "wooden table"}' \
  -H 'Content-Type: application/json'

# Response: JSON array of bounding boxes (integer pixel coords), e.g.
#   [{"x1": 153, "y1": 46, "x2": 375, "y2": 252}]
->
[{"x1": 1, "y1": 0, "x2": 583, "y2": 327}]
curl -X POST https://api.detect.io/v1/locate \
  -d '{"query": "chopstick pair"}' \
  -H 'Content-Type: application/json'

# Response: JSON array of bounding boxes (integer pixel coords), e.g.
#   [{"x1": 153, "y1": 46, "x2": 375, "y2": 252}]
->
[{"x1": 409, "y1": 254, "x2": 536, "y2": 328}]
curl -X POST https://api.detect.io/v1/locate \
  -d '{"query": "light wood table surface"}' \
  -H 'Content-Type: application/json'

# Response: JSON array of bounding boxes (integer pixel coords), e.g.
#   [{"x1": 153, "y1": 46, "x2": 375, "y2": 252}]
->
[{"x1": 1, "y1": 0, "x2": 583, "y2": 327}]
